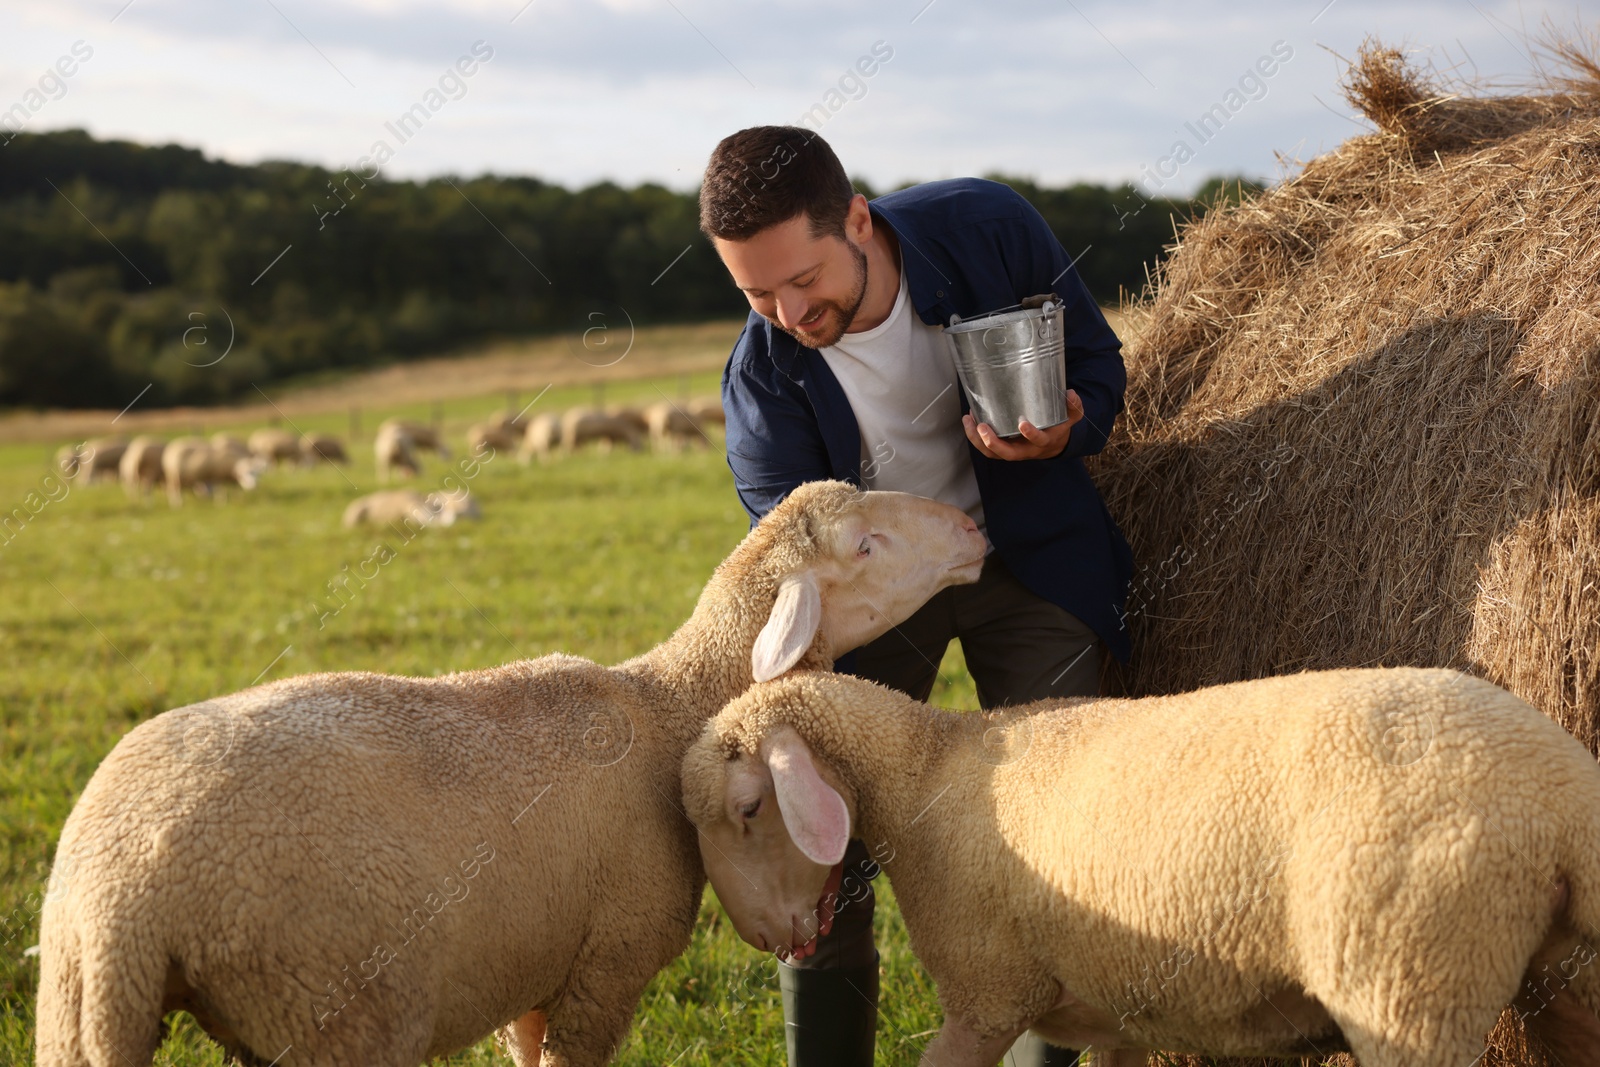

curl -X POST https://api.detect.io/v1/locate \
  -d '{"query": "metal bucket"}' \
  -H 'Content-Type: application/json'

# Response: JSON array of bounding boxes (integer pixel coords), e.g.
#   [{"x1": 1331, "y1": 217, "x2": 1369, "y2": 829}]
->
[{"x1": 943, "y1": 298, "x2": 1067, "y2": 438}]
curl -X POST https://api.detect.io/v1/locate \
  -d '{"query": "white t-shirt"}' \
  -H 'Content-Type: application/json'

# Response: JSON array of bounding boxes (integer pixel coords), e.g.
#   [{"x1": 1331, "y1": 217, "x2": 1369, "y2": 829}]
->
[{"x1": 820, "y1": 268, "x2": 986, "y2": 531}]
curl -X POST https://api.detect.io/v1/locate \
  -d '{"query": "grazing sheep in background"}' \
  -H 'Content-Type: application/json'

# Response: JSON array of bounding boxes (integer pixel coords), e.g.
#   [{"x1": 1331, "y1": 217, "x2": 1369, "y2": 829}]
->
[
  {"x1": 117, "y1": 438, "x2": 166, "y2": 500},
  {"x1": 375, "y1": 420, "x2": 450, "y2": 483},
  {"x1": 468, "y1": 409, "x2": 530, "y2": 456},
  {"x1": 209, "y1": 433, "x2": 248, "y2": 456},
  {"x1": 517, "y1": 413, "x2": 560, "y2": 465},
  {"x1": 72, "y1": 438, "x2": 128, "y2": 483},
  {"x1": 54, "y1": 443, "x2": 84, "y2": 479},
  {"x1": 35, "y1": 482, "x2": 987, "y2": 1067},
  {"x1": 161, "y1": 437, "x2": 266, "y2": 507},
  {"x1": 341, "y1": 489, "x2": 441, "y2": 530},
  {"x1": 247, "y1": 428, "x2": 301, "y2": 467},
  {"x1": 213, "y1": 435, "x2": 252, "y2": 466},
  {"x1": 428, "y1": 490, "x2": 481, "y2": 525},
  {"x1": 378, "y1": 419, "x2": 450, "y2": 457},
  {"x1": 299, "y1": 432, "x2": 348, "y2": 466},
  {"x1": 486, "y1": 409, "x2": 529, "y2": 434},
  {"x1": 466, "y1": 421, "x2": 519, "y2": 457},
  {"x1": 644, "y1": 400, "x2": 708, "y2": 452},
  {"x1": 559, "y1": 407, "x2": 644, "y2": 453},
  {"x1": 341, "y1": 490, "x2": 481, "y2": 530},
  {"x1": 610, "y1": 406, "x2": 649, "y2": 439},
  {"x1": 685, "y1": 669, "x2": 1600, "y2": 1067},
  {"x1": 374, "y1": 424, "x2": 420, "y2": 482}
]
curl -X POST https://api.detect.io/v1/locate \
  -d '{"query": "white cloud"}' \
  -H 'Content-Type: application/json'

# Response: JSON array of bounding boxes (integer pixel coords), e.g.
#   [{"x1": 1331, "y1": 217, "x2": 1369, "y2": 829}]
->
[{"x1": 1, "y1": 0, "x2": 1587, "y2": 192}]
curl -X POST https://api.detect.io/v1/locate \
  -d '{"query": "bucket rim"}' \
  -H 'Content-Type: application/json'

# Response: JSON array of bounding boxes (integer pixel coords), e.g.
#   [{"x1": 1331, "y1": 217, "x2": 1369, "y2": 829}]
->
[{"x1": 944, "y1": 299, "x2": 1062, "y2": 334}]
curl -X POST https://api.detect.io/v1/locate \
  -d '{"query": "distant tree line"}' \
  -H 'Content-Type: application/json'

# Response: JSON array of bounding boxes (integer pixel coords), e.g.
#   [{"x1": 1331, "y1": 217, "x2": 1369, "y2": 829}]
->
[{"x1": 0, "y1": 129, "x2": 1262, "y2": 409}]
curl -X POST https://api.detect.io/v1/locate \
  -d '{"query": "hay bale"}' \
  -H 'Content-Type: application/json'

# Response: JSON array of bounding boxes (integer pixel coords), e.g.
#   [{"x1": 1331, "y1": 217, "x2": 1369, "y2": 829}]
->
[{"x1": 1090, "y1": 38, "x2": 1600, "y2": 1067}]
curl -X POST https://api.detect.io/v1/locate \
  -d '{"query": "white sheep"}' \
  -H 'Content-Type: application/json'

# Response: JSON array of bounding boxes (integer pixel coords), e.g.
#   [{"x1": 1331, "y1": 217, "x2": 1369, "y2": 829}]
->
[
  {"x1": 209, "y1": 432, "x2": 249, "y2": 455},
  {"x1": 374, "y1": 423, "x2": 421, "y2": 482},
  {"x1": 341, "y1": 490, "x2": 482, "y2": 530},
  {"x1": 299, "y1": 432, "x2": 349, "y2": 466},
  {"x1": 68, "y1": 437, "x2": 128, "y2": 483},
  {"x1": 117, "y1": 437, "x2": 166, "y2": 500},
  {"x1": 517, "y1": 414, "x2": 561, "y2": 465},
  {"x1": 487, "y1": 409, "x2": 530, "y2": 434},
  {"x1": 430, "y1": 490, "x2": 481, "y2": 525},
  {"x1": 36, "y1": 481, "x2": 987, "y2": 1067},
  {"x1": 644, "y1": 400, "x2": 709, "y2": 452},
  {"x1": 683, "y1": 668, "x2": 1600, "y2": 1067},
  {"x1": 378, "y1": 419, "x2": 450, "y2": 456},
  {"x1": 341, "y1": 489, "x2": 442, "y2": 530},
  {"x1": 559, "y1": 408, "x2": 644, "y2": 453},
  {"x1": 467, "y1": 410, "x2": 529, "y2": 455},
  {"x1": 467, "y1": 421, "x2": 520, "y2": 457},
  {"x1": 54, "y1": 443, "x2": 84, "y2": 479},
  {"x1": 248, "y1": 428, "x2": 302, "y2": 466},
  {"x1": 611, "y1": 406, "x2": 649, "y2": 438},
  {"x1": 375, "y1": 420, "x2": 450, "y2": 483},
  {"x1": 161, "y1": 436, "x2": 267, "y2": 507}
]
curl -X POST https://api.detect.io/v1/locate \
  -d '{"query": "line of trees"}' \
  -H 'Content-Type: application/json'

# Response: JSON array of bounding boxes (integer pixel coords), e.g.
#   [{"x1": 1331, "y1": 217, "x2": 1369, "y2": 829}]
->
[{"x1": 0, "y1": 129, "x2": 1261, "y2": 409}]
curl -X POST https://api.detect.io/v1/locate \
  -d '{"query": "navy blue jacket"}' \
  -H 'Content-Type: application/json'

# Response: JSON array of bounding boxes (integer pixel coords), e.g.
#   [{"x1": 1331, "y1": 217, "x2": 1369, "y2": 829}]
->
[{"x1": 720, "y1": 177, "x2": 1134, "y2": 664}]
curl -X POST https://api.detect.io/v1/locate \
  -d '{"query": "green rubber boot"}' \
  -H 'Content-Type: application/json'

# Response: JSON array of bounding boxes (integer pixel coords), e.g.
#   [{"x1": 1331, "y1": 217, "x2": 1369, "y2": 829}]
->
[{"x1": 778, "y1": 958, "x2": 879, "y2": 1067}]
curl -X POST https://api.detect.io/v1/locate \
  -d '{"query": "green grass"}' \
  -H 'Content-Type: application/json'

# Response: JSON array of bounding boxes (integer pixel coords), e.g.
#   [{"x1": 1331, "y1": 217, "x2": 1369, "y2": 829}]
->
[{"x1": 0, "y1": 380, "x2": 979, "y2": 1066}]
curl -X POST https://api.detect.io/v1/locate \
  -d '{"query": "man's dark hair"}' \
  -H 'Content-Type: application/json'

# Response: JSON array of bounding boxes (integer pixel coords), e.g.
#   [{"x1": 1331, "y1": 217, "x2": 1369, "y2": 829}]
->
[{"x1": 698, "y1": 126, "x2": 856, "y2": 242}]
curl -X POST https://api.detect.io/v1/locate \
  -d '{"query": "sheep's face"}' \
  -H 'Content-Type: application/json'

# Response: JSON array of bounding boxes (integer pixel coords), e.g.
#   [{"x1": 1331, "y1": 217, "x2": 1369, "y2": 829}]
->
[
  {"x1": 752, "y1": 486, "x2": 986, "y2": 682},
  {"x1": 687, "y1": 722, "x2": 852, "y2": 961}
]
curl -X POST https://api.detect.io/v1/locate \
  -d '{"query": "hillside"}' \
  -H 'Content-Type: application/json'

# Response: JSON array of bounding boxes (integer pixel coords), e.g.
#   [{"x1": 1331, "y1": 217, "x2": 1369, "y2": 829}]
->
[{"x1": 0, "y1": 128, "x2": 1250, "y2": 410}]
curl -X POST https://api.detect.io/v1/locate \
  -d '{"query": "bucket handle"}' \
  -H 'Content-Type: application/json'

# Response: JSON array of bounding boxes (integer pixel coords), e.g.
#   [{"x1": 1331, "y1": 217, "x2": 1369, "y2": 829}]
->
[
  {"x1": 1023, "y1": 293, "x2": 1062, "y2": 342},
  {"x1": 947, "y1": 292, "x2": 1062, "y2": 330}
]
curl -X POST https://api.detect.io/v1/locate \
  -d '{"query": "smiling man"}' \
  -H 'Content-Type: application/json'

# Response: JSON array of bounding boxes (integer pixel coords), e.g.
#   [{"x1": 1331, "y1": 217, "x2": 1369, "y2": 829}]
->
[{"x1": 700, "y1": 125, "x2": 1132, "y2": 1067}]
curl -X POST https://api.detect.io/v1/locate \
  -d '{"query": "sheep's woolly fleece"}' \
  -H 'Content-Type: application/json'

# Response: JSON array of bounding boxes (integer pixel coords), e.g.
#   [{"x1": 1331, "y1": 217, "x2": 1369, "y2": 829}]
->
[
  {"x1": 35, "y1": 480, "x2": 872, "y2": 1067},
  {"x1": 689, "y1": 668, "x2": 1600, "y2": 1065}
]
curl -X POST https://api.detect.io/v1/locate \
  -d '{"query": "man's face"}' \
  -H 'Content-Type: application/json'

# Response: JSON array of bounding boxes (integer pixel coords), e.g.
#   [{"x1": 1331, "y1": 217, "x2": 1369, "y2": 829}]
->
[{"x1": 713, "y1": 209, "x2": 869, "y2": 350}]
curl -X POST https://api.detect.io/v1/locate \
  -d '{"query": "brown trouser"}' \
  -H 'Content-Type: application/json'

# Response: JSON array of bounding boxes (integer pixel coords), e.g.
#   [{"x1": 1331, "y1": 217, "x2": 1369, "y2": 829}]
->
[{"x1": 787, "y1": 554, "x2": 1103, "y2": 971}]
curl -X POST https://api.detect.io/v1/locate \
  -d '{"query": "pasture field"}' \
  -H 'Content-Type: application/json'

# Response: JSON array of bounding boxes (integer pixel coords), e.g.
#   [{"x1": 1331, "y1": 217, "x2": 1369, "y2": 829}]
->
[
  {"x1": 0, "y1": 321, "x2": 748, "y2": 447},
  {"x1": 0, "y1": 368, "x2": 981, "y2": 1065}
]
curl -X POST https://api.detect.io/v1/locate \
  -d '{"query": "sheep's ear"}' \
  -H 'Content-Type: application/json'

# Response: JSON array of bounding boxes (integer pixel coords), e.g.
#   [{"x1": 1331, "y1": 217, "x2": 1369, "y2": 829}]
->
[
  {"x1": 752, "y1": 572, "x2": 822, "y2": 682},
  {"x1": 763, "y1": 728, "x2": 850, "y2": 866}
]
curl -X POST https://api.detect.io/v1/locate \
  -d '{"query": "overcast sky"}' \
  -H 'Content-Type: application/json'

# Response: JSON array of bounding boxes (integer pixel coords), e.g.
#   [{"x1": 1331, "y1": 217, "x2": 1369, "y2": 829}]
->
[{"x1": 3, "y1": 0, "x2": 1590, "y2": 194}]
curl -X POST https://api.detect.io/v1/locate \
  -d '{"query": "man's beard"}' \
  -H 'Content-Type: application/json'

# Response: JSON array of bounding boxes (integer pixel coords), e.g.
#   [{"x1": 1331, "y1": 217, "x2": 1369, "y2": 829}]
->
[{"x1": 768, "y1": 240, "x2": 869, "y2": 350}]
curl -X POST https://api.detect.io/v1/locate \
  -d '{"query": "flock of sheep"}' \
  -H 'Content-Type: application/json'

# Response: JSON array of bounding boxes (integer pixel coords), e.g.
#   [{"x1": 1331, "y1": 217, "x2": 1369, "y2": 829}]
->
[
  {"x1": 371, "y1": 398, "x2": 723, "y2": 484},
  {"x1": 33, "y1": 481, "x2": 1600, "y2": 1067},
  {"x1": 48, "y1": 396, "x2": 725, "y2": 531},
  {"x1": 55, "y1": 429, "x2": 347, "y2": 508},
  {"x1": 466, "y1": 396, "x2": 726, "y2": 469}
]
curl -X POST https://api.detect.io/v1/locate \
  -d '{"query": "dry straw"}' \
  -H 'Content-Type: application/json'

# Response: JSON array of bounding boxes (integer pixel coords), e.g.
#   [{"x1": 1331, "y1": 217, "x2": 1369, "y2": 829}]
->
[{"x1": 1090, "y1": 35, "x2": 1600, "y2": 1067}]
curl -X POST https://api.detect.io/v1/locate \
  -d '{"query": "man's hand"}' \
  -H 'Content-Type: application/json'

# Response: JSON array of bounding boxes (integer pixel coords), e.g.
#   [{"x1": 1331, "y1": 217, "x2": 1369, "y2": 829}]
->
[{"x1": 962, "y1": 389, "x2": 1083, "y2": 460}]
